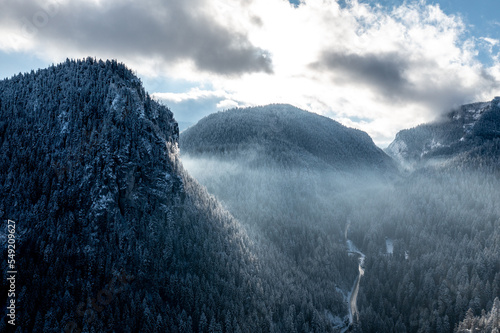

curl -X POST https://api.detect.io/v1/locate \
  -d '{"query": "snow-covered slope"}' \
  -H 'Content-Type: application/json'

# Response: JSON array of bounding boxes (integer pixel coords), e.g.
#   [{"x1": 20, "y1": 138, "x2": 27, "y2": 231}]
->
[
  {"x1": 0, "y1": 58, "x2": 357, "y2": 331},
  {"x1": 386, "y1": 97, "x2": 500, "y2": 170},
  {"x1": 181, "y1": 104, "x2": 396, "y2": 172}
]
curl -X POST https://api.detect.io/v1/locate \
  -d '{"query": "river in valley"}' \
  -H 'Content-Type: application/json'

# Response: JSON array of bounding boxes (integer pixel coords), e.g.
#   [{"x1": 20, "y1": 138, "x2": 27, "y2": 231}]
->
[{"x1": 340, "y1": 225, "x2": 365, "y2": 332}]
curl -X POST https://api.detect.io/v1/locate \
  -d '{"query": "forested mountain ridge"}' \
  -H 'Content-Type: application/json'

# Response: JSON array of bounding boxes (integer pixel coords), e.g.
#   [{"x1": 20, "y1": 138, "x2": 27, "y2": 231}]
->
[
  {"x1": 1, "y1": 58, "x2": 498, "y2": 333},
  {"x1": 353, "y1": 98, "x2": 500, "y2": 332},
  {"x1": 180, "y1": 101, "x2": 500, "y2": 333},
  {"x1": 0, "y1": 58, "x2": 348, "y2": 332},
  {"x1": 181, "y1": 104, "x2": 396, "y2": 172},
  {"x1": 386, "y1": 97, "x2": 500, "y2": 170},
  {"x1": 179, "y1": 104, "x2": 404, "y2": 332}
]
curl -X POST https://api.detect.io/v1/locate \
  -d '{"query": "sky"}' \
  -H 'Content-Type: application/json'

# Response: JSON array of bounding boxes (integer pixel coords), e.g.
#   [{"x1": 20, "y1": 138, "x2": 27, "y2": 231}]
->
[{"x1": 1, "y1": 0, "x2": 500, "y2": 147}]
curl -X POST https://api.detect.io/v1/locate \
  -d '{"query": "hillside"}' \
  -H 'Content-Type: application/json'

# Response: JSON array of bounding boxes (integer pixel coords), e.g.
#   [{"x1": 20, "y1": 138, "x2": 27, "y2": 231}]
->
[
  {"x1": 0, "y1": 59, "x2": 346, "y2": 332},
  {"x1": 181, "y1": 104, "x2": 396, "y2": 172},
  {"x1": 180, "y1": 102, "x2": 500, "y2": 333},
  {"x1": 179, "y1": 104, "x2": 403, "y2": 332},
  {"x1": 386, "y1": 97, "x2": 500, "y2": 170},
  {"x1": 2, "y1": 59, "x2": 498, "y2": 333}
]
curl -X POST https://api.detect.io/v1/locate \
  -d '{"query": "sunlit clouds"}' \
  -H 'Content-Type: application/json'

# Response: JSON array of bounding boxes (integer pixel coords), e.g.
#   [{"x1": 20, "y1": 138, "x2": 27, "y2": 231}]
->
[{"x1": 1, "y1": 0, "x2": 500, "y2": 145}]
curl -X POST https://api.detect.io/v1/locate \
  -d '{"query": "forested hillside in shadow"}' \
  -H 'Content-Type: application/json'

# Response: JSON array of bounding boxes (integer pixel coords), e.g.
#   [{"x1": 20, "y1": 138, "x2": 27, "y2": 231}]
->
[
  {"x1": 0, "y1": 59, "x2": 355, "y2": 332},
  {"x1": 345, "y1": 168, "x2": 500, "y2": 332},
  {"x1": 182, "y1": 105, "x2": 500, "y2": 333}
]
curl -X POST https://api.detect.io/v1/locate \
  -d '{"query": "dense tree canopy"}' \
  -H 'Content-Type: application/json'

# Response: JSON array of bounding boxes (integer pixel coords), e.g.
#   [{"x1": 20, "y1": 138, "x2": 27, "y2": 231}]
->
[{"x1": 0, "y1": 58, "x2": 498, "y2": 332}]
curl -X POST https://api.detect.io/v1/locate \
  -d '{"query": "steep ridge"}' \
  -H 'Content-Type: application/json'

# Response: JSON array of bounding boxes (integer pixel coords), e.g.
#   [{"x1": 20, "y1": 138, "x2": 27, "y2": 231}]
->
[
  {"x1": 386, "y1": 97, "x2": 500, "y2": 170},
  {"x1": 0, "y1": 59, "x2": 341, "y2": 332}
]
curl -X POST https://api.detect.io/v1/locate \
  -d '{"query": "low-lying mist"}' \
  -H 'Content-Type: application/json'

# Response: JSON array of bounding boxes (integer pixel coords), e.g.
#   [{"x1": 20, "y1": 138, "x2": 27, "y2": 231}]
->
[
  {"x1": 181, "y1": 151, "x2": 500, "y2": 332},
  {"x1": 181, "y1": 153, "x2": 393, "y2": 235}
]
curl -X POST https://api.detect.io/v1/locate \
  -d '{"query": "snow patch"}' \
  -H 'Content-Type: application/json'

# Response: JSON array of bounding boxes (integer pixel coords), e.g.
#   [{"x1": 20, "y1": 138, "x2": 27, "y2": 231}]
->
[
  {"x1": 471, "y1": 103, "x2": 490, "y2": 120},
  {"x1": 430, "y1": 139, "x2": 441, "y2": 149},
  {"x1": 111, "y1": 93, "x2": 121, "y2": 109},
  {"x1": 421, "y1": 138, "x2": 443, "y2": 157},
  {"x1": 385, "y1": 238, "x2": 394, "y2": 254},
  {"x1": 386, "y1": 139, "x2": 415, "y2": 170},
  {"x1": 386, "y1": 139, "x2": 407, "y2": 160},
  {"x1": 58, "y1": 110, "x2": 69, "y2": 134},
  {"x1": 462, "y1": 102, "x2": 491, "y2": 131},
  {"x1": 326, "y1": 310, "x2": 346, "y2": 329},
  {"x1": 346, "y1": 239, "x2": 361, "y2": 255},
  {"x1": 91, "y1": 192, "x2": 114, "y2": 212}
]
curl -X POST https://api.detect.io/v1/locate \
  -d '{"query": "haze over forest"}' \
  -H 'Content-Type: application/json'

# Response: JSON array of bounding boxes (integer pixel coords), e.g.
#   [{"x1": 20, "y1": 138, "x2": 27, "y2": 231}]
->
[
  {"x1": 180, "y1": 100, "x2": 500, "y2": 332},
  {"x1": 3, "y1": 0, "x2": 500, "y2": 331}
]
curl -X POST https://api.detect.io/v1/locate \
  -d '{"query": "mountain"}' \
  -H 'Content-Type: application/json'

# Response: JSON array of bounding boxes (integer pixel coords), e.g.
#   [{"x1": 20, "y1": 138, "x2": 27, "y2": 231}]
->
[
  {"x1": 180, "y1": 102, "x2": 500, "y2": 333},
  {"x1": 179, "y1": 104, "x2": 402, "y2": 332},
  {"x1": 386, "y1": 97, "x2": 500, "y2": 170},
  {"x1": 0, "y1": 58, "x2": 346, "y2": 332},
  {"x1": 180, "y1": 104, "x2": 396, "y2": 172},
  {"x1": 4, "y1": 59, "x2": 497, "y2": 333}
]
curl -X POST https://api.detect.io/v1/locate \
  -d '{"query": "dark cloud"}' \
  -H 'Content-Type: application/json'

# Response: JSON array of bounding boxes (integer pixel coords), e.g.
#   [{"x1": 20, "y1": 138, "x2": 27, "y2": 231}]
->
[
  {"x1": 313, "y1": 51, "x2": 409, "y2": 97},
  {"x1": 2, "y1": 0, "x2": 272, "y2": 75},
  {"x1": 313, "y1": 50, "x2": 500, "y2": 113}
]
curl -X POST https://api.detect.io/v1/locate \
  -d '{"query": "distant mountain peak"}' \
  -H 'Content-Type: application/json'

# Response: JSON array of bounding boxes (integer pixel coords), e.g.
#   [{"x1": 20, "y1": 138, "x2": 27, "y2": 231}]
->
[
  {"x1": 386, "y1": 97, "x2": 500, "y2": 170},
  {"x1": 181, "y1": 103, "x2": 396, "y2": 172}
]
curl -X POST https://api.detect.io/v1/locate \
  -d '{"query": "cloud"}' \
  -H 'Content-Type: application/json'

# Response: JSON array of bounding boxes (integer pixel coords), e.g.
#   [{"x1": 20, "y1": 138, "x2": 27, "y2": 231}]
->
[
  {"x1": 152, "y1": 88, "x2": 246, "y2": 123},
  {"x1": 481, "y1": 37, "x2": 499, "y2": 46},
  {"x1": 1, "y1": 0, "x2": 500, "y2": 146},
  {"x1": 312, "y1": 51, "x2": 409, "y2": 97},
  {"x1": 307, "y1": 1, "x2": 499, "y2": 105},
  {"x1": 153, "y1": 88, "x2": 231, "y2": 103},
  {"x1": 0, "y1": 0, "x2": 272, "y2": 76},
  {"x1": 313, "y1": 47, "x2": 499, "y2": 113}
]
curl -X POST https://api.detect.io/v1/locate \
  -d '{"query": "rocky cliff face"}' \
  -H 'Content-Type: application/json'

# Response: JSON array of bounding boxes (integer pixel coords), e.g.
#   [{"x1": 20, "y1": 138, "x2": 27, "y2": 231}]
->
[
  {"x1": 386, "y1": 97, "x2": 500, "y2": 170},
  {"x1": 0, "y1": 59, "x2": 233, "y2": 331},
  {"x1": 0, "y1": 58, "x2": 182, "y2": 223},
  {"x1": 0, "y1": 58, "x2": 352, "y2": 332}
]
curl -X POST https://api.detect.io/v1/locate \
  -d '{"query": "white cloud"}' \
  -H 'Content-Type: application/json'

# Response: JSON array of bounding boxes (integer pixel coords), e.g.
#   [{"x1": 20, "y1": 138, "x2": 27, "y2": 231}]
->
[
  {"x1": 216, "y1": 99, "x2": 241, "y2": 109},
  {"x1": 153, "y1": 88, "x2": 231, "y2": 103},
  {"x1": 0, "y1": 0, "x2": 272, "y2": 76},
  {"x1": 481, "y1": 37, "x2": 499, "y2": 46},
  {"x1": 1, "y1": 0, "x2": 499, "y2": 146},
  {"x1": 205, "y1": 0, "x2": 500, "y2": 146}
]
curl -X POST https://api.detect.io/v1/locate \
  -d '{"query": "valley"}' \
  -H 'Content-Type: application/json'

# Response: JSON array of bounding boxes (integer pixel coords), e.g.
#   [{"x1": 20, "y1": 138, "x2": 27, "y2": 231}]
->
[
  {"x1": 180, "y1": 102, "x2": 500, "y2": 332},
  {"x1": 346, "y1": 239, "x2": 365, "y2": 327},
  {"x1": 0, "y1": 59, "x2": 499, "y2": 332}
]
